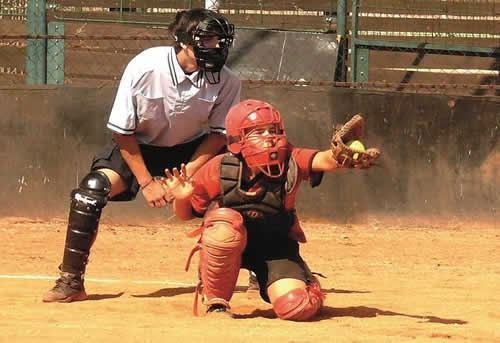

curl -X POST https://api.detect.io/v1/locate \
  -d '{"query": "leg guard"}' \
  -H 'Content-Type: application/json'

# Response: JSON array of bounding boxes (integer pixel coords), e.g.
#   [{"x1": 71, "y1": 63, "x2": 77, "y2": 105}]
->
[
  {"x1": 60, "y1": 171, "x2": 110, "y2": 276},
  {"x1": 272, "y1": 283, "x2": 325, "y2": 321},
  {"x1": 199, "y1": 208, "x2": 247, "y2": 307}
]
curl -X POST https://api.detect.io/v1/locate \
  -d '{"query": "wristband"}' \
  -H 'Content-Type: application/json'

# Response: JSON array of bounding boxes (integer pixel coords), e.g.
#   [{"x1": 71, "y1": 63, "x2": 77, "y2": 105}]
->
[{"x1": 139, "y1": 178, "x2": 154, "y2": 190}]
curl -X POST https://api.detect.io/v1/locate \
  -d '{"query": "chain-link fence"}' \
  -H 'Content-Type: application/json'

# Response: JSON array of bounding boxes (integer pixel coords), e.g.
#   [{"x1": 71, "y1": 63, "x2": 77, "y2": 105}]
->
[
  {"x1": 0, "y1": 0, "x2": 339, "y2": 85},
  {"x1": 0, "y1": 0, "x2": 499, "y2": 95},
  {"x1": 46, "y1": 0, "x2": 337, "y2": 31},
  {"x1": 0, "y1": 0, "x2": 26, "y2": 19},
  {"x1": 345, "y1": 0, "x2": 499, "y2": 95},
  {"x1": 0, "y1": 0, "x2": 27, "y2": 83}
]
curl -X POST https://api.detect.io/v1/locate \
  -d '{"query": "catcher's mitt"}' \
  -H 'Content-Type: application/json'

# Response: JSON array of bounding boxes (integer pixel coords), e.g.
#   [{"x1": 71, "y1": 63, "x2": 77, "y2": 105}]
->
[{"x1": 331, "y1": 114, "x2": 381, "y2": 168}]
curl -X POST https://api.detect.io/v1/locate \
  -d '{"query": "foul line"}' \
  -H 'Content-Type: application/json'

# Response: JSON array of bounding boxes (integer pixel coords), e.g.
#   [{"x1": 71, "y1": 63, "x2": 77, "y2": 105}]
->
[{"x1": 0, "y1": 274, "x2": 193, "y2": 287}]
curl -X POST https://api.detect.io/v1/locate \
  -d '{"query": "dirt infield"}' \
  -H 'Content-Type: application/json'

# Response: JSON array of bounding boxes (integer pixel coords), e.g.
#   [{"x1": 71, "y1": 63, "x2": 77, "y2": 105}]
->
[{"x1": 1, "y1": 215, "x2": 498, "y2": 342}]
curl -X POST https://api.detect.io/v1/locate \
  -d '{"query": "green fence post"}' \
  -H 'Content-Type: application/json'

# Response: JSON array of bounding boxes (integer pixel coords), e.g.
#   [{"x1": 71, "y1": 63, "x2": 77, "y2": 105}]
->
[
  {"x1": 337, "y1": 0, "x2": 346, "y2": 38},
  {"x1": 119, "y1": 0, "x2": 123, "y2": 22},
  {"x1": 334, "y1": 0, "x2": 348, "y2": 81},
  {"x1": 350, "y1": 0, "x2": 369, "y2": 82},
  {"x1": 47, "y1": 21, "x2": 64, "y2": 85},
  {"x1": 353, "y1": 47, "x2": 369, "y2": 82},
  {"x1": 350, "y1": 0, "x2": 358, "y2": 82},
  {"x1": 26, "y1": 0, "x2": 47, "y2": 85}
]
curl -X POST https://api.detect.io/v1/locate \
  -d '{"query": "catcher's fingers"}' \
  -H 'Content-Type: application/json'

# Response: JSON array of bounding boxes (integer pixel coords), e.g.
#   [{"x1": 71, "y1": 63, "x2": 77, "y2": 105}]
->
[
  {"x1": 165, "y1": 168, "x2": 173, "y2": 180},
  {"x1": 173, "y1": 167, "x2": 185, "y2": 186},
  {"x1": 180, "y1": 163, "x2": 189, "y2": 178},
  {"x1": 165, "y1": 167, "x2": 184, "y2": 184}
]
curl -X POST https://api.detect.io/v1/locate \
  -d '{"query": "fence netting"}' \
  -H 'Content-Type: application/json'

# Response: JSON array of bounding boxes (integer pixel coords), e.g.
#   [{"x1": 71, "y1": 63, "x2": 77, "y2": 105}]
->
[
  {"x1": 348, "y1": 0, "x2": 499, "y2": 95},
  {"x1": 0, "y1": 0, "x2": 498, "y2": 96}
]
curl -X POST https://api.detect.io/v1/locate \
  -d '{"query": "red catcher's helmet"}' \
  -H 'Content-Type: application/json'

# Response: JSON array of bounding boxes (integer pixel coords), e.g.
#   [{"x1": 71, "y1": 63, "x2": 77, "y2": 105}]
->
[{"x1": 226, "y1": 99, "x2": 289, "y2": 178}]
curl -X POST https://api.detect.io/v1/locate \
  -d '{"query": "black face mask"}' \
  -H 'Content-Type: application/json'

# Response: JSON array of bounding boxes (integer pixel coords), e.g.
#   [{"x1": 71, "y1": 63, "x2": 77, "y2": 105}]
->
[
  {"x1": 175, "y1": 11, "x2": 234, "y2": 83},
  {"x1": 193, "y1": 12, "x2": 234, "y2": 83},
  {"x1": 193, "y1": 45, "x2": 230, "y2": 73}
]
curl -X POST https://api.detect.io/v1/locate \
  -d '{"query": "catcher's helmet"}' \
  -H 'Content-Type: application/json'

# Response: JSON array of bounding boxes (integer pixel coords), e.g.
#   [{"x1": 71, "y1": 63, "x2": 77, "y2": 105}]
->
[{"x1": 226, "y1": 99, "x2": 289, "y2": 178}]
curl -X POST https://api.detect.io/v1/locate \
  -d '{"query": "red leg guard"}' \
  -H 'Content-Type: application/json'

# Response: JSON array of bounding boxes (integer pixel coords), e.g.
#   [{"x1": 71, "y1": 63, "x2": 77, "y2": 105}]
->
[
  {"x1": 199, "y1": 208, "x2": 247, "y2": 305},
  {"x1": 272, "y1": 283, "x2": 325, "y2": 321}
]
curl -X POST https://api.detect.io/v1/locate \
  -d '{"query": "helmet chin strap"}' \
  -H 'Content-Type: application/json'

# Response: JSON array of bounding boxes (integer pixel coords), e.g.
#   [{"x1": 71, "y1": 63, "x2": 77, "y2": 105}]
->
[{"x1": 203, "y1": 70, "x2": 221, "y2": 84}]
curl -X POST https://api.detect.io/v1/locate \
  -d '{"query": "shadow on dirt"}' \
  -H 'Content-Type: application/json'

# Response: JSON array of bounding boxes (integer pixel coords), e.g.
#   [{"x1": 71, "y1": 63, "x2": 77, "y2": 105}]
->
[
  {"x1": 233, "y1": 309, "x2": 276, "y2": 319},
  {"x1": 318, "y1": 306, "x2": 468, "y2": 324},
  {"x1": 130, "y1": 286, "x2": 369, "y2": 299},
  {"x1": 87, "y1": 292, "x2": 124, "y2": 301},
  {"x1": 131, "y1": 285, "x2": 253, "y2": 298},
  {"x1": 131, "y1": 287, "x2": 196, "y2": 298},
  {"x1": 231, "y1": 306, "x2": 468, "y2": 323},
  {"x1": 322, "y1": 287, "x2": 371, "y2": 294}
]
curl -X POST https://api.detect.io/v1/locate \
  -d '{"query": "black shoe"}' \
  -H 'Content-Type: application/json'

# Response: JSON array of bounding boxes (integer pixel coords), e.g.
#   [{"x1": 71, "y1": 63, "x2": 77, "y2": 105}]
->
[{"x1": 206, "y1": 303, "x2": 233, "y2": 318}]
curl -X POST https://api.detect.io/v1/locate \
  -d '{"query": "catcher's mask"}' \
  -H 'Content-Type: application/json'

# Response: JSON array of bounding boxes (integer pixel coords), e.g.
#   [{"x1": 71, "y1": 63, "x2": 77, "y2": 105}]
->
[
  {"x1": 174, "y1": 10, "x2": 234, "y2": 84},
  {"x1": 226, "y1": 99, "x2": 289, "y2": 178}
]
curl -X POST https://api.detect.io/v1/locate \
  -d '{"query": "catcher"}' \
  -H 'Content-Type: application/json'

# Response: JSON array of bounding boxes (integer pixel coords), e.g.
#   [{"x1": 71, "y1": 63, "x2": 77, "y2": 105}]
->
[{"x1": 164, "y1": 99, "x2": 380, "y2": 320}]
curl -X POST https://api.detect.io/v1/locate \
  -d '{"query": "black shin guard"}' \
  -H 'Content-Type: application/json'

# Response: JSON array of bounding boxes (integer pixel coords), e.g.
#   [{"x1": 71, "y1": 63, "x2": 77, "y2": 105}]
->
[{"x1": 60, "y1": 171, "x2": 110, "y2": 276}]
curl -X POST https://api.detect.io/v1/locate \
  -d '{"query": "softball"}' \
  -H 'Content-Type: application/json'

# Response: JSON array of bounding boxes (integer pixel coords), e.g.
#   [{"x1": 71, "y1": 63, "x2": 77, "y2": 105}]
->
[{"x1": 347, "y1": 140, "x2": 365, "y2": 160}]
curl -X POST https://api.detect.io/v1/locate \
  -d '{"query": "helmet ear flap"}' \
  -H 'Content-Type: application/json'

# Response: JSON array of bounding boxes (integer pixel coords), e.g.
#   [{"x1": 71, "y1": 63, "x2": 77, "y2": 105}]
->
[{"x1": 227, "y1": 137, "x2": 242, "y2": 154}]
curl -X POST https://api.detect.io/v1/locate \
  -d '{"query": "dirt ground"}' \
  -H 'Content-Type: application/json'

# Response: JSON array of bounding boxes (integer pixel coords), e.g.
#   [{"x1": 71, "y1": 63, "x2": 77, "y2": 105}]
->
[{"x1": 0, "y1": 215, "x2": 498, "y2": 343}]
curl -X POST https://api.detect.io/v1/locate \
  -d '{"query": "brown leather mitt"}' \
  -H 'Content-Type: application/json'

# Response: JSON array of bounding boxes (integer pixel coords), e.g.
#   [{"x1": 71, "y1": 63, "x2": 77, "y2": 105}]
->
[{"x1": 330, "y1": 114, "x2": 381, "y2": 168}]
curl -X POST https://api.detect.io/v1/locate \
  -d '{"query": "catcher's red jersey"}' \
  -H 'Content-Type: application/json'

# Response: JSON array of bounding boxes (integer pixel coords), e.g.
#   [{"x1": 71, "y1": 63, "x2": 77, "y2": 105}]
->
[{"x1": 190, "y1": 146, "x2": 320, "y2": 216}]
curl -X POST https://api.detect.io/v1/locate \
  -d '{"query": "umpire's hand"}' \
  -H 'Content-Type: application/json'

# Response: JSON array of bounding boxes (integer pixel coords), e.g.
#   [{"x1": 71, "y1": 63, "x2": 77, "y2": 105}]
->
[{"x1": 141, "y1": 178, "x2": 172, "y2": 208}]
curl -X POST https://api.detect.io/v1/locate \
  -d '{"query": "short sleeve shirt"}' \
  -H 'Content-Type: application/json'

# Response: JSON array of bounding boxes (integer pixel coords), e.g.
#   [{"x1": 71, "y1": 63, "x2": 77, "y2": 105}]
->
[
  {"x1": 190, "y1": 146, "x2": 321, "y2": 216},
  {"x1": 107, "y1": 46, "x2": 241, "y2": 147}
]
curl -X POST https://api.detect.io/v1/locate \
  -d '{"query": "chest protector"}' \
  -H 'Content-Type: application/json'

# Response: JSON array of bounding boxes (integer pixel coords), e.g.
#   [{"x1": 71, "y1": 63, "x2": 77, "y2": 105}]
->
[{"x1": 219, "y1": 153, "x2": 298, "y2": 229}]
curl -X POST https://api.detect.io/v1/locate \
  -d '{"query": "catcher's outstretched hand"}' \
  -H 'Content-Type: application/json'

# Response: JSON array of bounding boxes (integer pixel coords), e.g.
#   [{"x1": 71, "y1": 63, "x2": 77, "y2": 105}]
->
[
  {"x1": 163, "y1": 164, "x2": 194, "y2": 201},
  {"x1": 331, "y1": 114, "x2": 381, "y2": 168}
]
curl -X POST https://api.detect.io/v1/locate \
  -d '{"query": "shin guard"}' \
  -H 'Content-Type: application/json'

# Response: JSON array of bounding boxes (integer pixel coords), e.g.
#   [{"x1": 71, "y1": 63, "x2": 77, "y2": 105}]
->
[
  {"x1": 60, "y1": 171, "x2": 110, "y2": 276},
  {"x1": 199, "y1": 208, "x2": 247, "y2": 307},
  {"x1": 272, "y1": 283, "x2": 325, "y2": 321}
]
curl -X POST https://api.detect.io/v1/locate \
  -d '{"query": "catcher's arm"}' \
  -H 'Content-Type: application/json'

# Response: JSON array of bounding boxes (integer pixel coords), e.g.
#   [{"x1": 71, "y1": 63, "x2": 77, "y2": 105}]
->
[{"x1": 312, "y1": 114, "x2": 380, "y2": 172}]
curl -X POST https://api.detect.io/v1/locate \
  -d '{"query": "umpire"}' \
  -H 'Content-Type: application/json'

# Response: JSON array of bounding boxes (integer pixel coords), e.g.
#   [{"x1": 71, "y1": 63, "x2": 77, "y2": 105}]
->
[{"x1": 43, "y1": 8, "x2": 241, "y2": 302}]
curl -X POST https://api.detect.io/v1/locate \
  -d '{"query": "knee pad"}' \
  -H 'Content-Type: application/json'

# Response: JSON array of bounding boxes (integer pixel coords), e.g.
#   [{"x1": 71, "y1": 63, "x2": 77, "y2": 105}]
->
[
  {"x1": 203, "y1": 207, "x2": 244, "y2": 228},
  {"x1": 272, "y1": 283, "x2": 324, "y2": 321},
  {"x1": 199, "y1": 208, "x2": 247, "y2": 303},
  {"x1": 61, "y1": 171, "x2": 111, "y2": 275}
]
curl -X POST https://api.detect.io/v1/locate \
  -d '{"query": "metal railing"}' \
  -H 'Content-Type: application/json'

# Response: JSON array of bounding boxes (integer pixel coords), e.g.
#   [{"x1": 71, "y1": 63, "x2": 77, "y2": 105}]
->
[
  {"x1": 1, "y1": 0, "x2": 499, "y2": 96},
  {"x1": 347, "y1": 0, "x2": 499, "y2": 95}
]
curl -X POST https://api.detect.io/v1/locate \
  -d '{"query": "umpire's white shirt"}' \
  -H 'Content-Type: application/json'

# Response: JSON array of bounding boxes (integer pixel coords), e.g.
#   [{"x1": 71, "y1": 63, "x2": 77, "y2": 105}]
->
[{"x1": 107, "y1": 46, "x2": 241, "y2": 147}]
